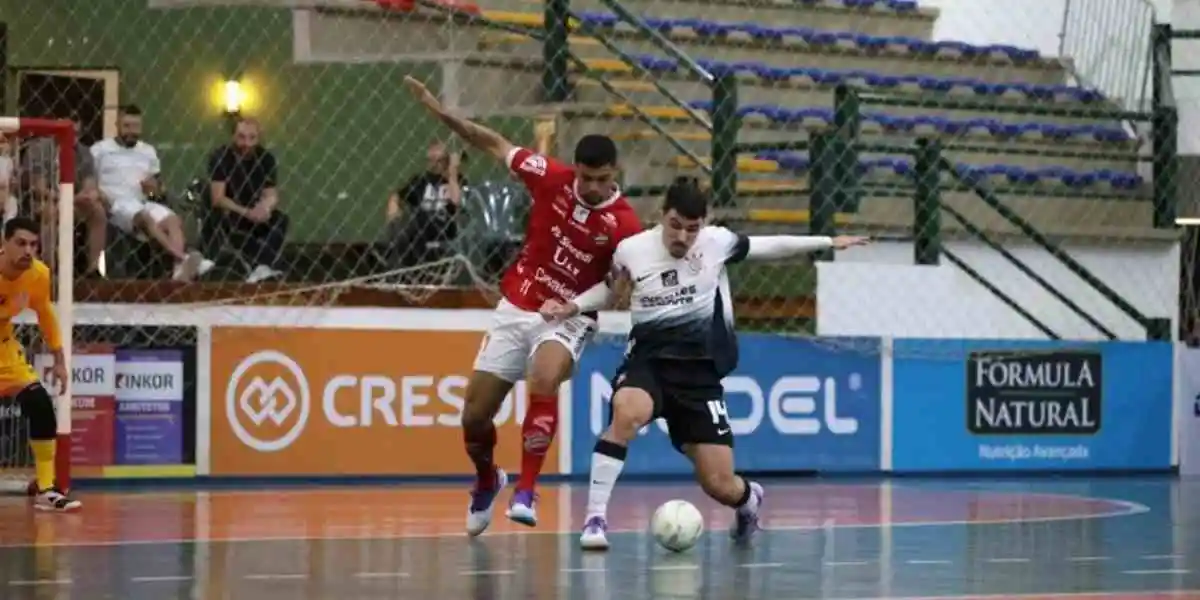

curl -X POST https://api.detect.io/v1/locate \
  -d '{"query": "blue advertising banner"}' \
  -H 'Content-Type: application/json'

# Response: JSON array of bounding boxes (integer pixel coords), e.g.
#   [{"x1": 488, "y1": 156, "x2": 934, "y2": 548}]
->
[
  {"x1": 114, "y1": 349, "x2": 185, "y2": 465},
  {"x1": 570, "y1": 335, "x2": 882, "y2": 475},
  {"x1": 892, "y1": 339, "x2": 1172, "y2": 471}
]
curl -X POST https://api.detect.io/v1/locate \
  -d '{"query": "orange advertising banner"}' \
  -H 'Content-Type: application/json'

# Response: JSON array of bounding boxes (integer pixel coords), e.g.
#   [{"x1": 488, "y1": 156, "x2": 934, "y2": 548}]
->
[{"x1": 210, "y1": 327, "x2": 556, "y2": 477}]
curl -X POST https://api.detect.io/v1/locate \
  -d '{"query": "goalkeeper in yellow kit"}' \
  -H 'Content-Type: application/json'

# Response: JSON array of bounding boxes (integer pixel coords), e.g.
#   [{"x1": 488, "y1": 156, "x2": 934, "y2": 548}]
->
[{"x1": 0, "y1": 217, "x2": 79, "y2": 511}]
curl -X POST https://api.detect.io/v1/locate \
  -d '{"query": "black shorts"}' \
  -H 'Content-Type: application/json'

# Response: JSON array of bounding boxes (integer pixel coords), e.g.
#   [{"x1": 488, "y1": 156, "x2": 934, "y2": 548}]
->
[{"x1": 610, "y1": 356, "x2": 732, "y2": 452}]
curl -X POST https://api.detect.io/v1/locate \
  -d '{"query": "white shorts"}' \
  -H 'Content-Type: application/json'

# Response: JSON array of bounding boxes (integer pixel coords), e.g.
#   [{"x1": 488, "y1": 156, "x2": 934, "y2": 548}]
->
[
  {"x1": 473, "y1": 298, "x2": 597, "y2": 382},
  {"x1": 110, "y1": 199, "x2": 174, "y2": 235}
]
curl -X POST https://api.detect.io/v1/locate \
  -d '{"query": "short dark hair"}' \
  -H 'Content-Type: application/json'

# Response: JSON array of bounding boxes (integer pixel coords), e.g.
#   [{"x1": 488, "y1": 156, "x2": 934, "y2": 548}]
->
[
  {"x1": 573, "y1": 134, "x2": 618, "y2": 168},
  {"x1": 4, "y1": 217, "x2": 39, "y2": 240},
  {"x1": 663, "y1": 176, "x2": 708, "y2": 220},
  {"x1": 120, "y1": 104, "x2": 143, "y2": 117}
]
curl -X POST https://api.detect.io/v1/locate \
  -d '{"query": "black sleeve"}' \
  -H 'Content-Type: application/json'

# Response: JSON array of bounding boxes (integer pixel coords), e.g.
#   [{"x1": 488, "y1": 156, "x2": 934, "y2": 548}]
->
[
  {"x1": 725, "y1": 233, "x2": 751, "y2": 265},
  {"x1": 208, "y1": 148, "x2": 231, "y2": 181},
  {"x1": 262, "y1": 152, "x2": 278, "y2": 188}
]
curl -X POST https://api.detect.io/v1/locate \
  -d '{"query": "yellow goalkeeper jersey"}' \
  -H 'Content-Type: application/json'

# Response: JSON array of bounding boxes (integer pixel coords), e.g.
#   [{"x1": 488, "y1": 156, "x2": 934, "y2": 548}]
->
[{"x1": 0, "y1": 259, "x2": 61, "y2": 389}]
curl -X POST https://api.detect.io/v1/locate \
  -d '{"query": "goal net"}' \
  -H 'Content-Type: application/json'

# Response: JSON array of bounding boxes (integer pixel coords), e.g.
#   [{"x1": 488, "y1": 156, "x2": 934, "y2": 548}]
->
[{"x1": 0, "y1": 117, "x2": 75, "y2": 494}]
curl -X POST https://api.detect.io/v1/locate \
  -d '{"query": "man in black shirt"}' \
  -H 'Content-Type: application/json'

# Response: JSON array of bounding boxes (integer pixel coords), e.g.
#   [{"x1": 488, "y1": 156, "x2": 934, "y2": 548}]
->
[
  {"x1": 384, "y1": 141, "x2": 465, "y2": 268},
  {"x1": 208, "y1": 118, "x2": 288, "y2": 283}
]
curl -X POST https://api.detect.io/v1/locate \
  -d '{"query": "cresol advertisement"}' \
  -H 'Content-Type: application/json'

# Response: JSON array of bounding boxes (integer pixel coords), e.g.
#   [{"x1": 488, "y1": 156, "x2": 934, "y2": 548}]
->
[
  {"x1": 892, "y1": 339, "x2": 1172, "y2": 471},
  {"x1": 570, "y1": 334, "x2": 882, "y2": 475}
]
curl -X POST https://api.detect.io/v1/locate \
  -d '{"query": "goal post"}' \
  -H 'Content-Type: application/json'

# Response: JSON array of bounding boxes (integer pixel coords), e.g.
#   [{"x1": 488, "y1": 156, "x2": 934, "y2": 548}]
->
[{"x1": 0, "y1": 117, "x2": 75, "y2": 494}]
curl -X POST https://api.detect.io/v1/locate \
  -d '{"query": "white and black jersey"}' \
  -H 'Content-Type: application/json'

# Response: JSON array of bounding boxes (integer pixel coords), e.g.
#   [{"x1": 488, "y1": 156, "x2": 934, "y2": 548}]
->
[{"x1": 614, "y1": 225, "x2": 750, "y2": 376}]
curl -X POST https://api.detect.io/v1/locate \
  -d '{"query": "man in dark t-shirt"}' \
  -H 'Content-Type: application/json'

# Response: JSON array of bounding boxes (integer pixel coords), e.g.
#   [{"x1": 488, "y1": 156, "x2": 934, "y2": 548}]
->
[
  {"x1": 208, "y1": 118, "x2": 289, "y2": 283},
  {"x1": 384, "y1": 141, "x2": 465, "y2": 268}
]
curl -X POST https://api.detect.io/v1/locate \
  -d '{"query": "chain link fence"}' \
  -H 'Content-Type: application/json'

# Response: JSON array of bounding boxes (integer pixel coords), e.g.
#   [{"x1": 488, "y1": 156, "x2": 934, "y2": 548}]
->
[{"x1": 0, "y1": 0, "x2": 1181, "y2": 351}]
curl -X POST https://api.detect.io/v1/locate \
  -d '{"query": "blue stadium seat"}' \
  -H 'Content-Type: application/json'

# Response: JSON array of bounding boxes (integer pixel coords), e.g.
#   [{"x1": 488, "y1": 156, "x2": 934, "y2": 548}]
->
[
  {"x1": 676, "y1": 100, "x2": 1130, "y2": 144},
  {"x1": 582, "y1": 14, "x2": 1039, "y2": 62},
  {"x1": 624, "y1": 52, "x2": 1105, "y2": 103},
  {"x1": 740, "y1": 154, "x2": 1143, "y2": 188}
]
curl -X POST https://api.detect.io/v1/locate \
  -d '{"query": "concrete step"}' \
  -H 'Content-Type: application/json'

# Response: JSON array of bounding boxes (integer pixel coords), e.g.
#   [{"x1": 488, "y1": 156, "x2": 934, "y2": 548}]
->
[
  {"x1": 629, "y1": 182, "x2": 1164, "y2": 241},
  {"x1": 558, "y1": 110, "x2": 1140, "y2": 173},
  {"x1": 475, "y1": 0, "x2": 940, "y2": 39},
  {"x1": 453, "y1": 58, "x2": 1125, "y2": 129},
  {"x1": 477, "y1": 30, "x2": 1068, "y2": 86}
]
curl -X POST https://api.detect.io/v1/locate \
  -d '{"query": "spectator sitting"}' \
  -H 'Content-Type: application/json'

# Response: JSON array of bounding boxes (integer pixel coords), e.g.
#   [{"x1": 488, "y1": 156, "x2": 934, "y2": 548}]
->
[
  {"x1": 20, "y1": 115, "x2": 109, "y2": 276},
  {"x1": 207, "y1": 117, "x2": 287, "y2": 283},
  {"x1": 384, "y1": 141, "x2": 465, "y2": 269},
  {"x1": 93, "y1": 104, "x2": 212, "y2": 281}
]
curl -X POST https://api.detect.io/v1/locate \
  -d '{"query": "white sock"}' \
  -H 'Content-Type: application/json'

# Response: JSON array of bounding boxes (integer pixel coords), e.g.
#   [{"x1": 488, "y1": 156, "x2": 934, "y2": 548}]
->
[{"x1": 586, "y1": 451, "x2": 625, "y2": 519}]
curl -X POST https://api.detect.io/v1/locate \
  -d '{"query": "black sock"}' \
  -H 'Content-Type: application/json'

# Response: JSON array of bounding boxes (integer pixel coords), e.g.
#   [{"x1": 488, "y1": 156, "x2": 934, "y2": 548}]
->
[
  {"x1": 733, "y1": 476, "x2": 752, "y2": 509},
  {"x1": 594, "y1": 438, "x2": 628, "y2": 460}
]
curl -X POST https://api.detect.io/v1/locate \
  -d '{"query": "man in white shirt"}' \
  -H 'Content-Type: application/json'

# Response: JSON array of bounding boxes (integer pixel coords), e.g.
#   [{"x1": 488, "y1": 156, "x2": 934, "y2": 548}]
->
[
  {"x1": 92, "y1": 105, "x2": 212, "y2": 281},
  {"x1": 540, "y1": 178, "x2": 869, "y2": 550}
]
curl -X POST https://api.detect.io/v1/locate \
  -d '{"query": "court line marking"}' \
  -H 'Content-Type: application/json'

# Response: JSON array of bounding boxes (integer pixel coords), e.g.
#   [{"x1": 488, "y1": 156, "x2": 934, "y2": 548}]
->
[
  {"x1": 824, "y1": 561, "x2": 870, "y2": 567},
  {"x1": 458, "y1": 569, "x2": 515, "y2": 576},
  {"x1": 739, "y1": 562, "x2": 784, "y2": 568},
  {"x1": 243, "y1": 573, "x2": 309, "y2": 580},
  {"x1": 1123, "y1": 569, "x2": 1192, "y2": 575},
  {"x1": 649, "y1": 564, "x2": 699, "y2": 571},
  {"x1": 354, "y1": 572, "x2": 410, "y2": 579},
  {"x1": 1066, "y1": 556, "x2": 1111, "y2": 562},
  {"x1": 906, "y1": 560, "x2": 952, "y2": 565},
  {"x1": 130, "y1": 575, "x2": 194, "y2": 583},
  {"x1": 1142, "y1": 554, "x2": 1182, "y2": 560},
  {"x1": 823, "y1": 591, "x2": 1200, "y2": 600},
  {"x1": 984, "y1": 558, "x2": 1030, "y2": 564},
  {"x1": 559, "y1": 567, "x2": 607, "y2": 573},
  {"x1": 0, "y1": 492, "x2": 1148, "y2": 549},
  {"x1": 8, "y1": 579, "x2": 71, "y2": 586}
]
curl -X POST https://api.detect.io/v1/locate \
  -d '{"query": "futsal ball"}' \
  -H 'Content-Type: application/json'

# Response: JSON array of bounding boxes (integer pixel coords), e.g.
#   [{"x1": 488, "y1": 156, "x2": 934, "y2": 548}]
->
[{"x1": 650, "y1": 500, "x2": 704, "y2": 552}]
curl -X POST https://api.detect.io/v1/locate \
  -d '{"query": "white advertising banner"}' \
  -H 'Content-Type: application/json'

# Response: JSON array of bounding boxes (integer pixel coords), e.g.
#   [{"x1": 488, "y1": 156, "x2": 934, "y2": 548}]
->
[{"x1": 1179, "y1": 347, "x2": 1200, "y2": 476}]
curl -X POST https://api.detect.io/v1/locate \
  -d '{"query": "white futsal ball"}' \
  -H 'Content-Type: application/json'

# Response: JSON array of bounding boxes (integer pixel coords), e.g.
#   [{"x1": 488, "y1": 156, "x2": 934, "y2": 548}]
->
[{"x1": 650, "y1": 500, "x2": 705, "y2": 552}]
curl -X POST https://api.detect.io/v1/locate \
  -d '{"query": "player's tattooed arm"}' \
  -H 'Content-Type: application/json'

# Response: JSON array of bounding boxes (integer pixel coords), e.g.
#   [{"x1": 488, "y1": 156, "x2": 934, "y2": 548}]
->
[{"x1": 403, "y1": 76, "x2": 515, "y2": 162}]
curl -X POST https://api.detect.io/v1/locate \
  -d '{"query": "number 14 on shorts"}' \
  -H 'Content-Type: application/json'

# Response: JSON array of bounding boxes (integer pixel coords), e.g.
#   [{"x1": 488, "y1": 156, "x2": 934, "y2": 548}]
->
[{"x1": 707, "y1": 400, "x2": 730, "y2": 435}]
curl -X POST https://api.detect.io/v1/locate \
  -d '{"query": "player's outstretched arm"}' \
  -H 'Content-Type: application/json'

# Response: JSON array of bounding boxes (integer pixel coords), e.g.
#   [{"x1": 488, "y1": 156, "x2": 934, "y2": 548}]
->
[
  {"x1": 744, "y1": 234, "x2": 870, "y2": 260},
  {"x1": 403, "y1": 76, "x2": 514, "y2": 162}
]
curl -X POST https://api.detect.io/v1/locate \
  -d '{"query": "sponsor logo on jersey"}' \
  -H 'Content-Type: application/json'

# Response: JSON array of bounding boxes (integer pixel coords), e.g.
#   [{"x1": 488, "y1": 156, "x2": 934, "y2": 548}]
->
[
  {"x1": 661, "y1": 269, "x2": 679, "y2": 287},
  {"x1": 572, "y1": 205, "x2": 591, "y2": 223},
  {"x1": 520, "y1": 154, "x2": 547, "y2": 176},
  {"x1": 639, "y1": 284, "x2": 697, "y2": 307},
  {"x1": 601, "y1": 213, "x2": 617, "y2": 228}
]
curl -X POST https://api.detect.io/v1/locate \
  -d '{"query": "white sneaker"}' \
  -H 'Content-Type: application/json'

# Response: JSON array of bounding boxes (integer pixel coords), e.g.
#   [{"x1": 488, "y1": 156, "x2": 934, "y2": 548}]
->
[
  {"x1": 171, "y1": 252, "x2": 202, "y2": 281},
  {"x1": 579, "y1": 515, "x2": 609, "y2": 550},
  {"x1": 34, "y1": 487, "x2": 81, "y2": 512},
  {"x1": 466, "y1": 468, "x2": 508, "y2": 537},
  {"x1": 197, "y1": 257, "x2": 216, "y2": 277},
  {"x1": 246, "y1": 264, "x2": 283, "y2": 284}
]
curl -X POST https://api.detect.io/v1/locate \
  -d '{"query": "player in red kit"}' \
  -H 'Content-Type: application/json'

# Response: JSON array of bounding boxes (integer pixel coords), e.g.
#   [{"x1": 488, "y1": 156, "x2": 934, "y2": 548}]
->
[{"x1": 404, "y1": 76, "x2": 642, "y2": 535}]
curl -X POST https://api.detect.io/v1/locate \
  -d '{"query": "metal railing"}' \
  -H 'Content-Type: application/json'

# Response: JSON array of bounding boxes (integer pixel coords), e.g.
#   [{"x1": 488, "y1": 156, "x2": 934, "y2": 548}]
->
[{"x1": 1058, "y1": 0, "x2": 1157, "y2": 112}]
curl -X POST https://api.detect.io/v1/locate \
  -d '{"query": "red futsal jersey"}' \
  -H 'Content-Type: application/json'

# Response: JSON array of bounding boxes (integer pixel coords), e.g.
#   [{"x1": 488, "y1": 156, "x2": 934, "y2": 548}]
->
[{"x1": 500, "y1": 147, "x2": 642, "y2": 312}]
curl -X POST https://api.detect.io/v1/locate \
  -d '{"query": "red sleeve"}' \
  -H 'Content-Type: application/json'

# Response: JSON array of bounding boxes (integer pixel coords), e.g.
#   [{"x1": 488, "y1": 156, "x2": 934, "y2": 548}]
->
[
  {"x1": 506, "y1": 146, "x2": 571, "y2": 199},
  {"x1": 616, "y1": 208, "x2": 643, "y2": 242}
]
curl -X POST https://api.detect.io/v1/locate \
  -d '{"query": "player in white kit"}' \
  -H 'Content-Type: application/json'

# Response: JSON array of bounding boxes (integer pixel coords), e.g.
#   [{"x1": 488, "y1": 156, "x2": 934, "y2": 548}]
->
[{"x1": 540, "y1": 178, "x2": 870, "y2": 549}]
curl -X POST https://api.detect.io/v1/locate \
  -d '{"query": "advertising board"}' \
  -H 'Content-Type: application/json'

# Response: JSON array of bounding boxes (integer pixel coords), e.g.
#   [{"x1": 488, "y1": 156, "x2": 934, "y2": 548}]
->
[
  {"x1": 892, "y1": 339, "x2": 1172, "y2": 471},
  {"x1": 570, "y1": 335, "x2": 882, "y2": 475},
  {"x1": 209, "y1": 326, "x2": 548, "y2": 477}
]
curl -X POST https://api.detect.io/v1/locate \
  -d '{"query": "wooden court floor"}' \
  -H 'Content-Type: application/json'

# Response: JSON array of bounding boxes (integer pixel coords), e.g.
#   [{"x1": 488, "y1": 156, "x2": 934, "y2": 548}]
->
[{"x1": 0, "y1": 477, "x2": 1196, "y2": 600}]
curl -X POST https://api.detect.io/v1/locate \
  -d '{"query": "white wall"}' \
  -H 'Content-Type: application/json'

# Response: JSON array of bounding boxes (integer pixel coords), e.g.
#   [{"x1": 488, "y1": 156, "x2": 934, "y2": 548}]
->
[{"x1": 816, "y1": 240, "x2": 1179, "y2": 340}]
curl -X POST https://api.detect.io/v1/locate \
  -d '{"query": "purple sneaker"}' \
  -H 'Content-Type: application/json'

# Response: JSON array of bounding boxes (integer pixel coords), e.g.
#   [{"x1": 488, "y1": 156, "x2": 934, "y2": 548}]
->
[
  {"x1": 506, "y1": 488, "x2": 538, "y2": 527},
  {"x1": 579, "y1": 515, "x2": 610, "y2": 550},
  {"x1": 465, "y1": 468, "x2": 508, "y2": 537},
  {"x1": 731, "y1": 481, "x2": 764, "y2": 542}
]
